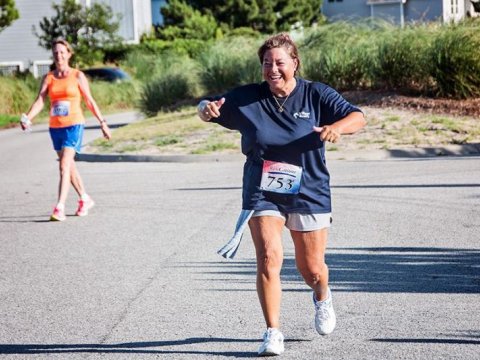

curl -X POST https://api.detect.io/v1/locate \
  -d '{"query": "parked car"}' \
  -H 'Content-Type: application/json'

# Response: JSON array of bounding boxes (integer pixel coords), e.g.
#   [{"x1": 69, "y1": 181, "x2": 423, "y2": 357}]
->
[{"x1": 82, "y1": 67, "x2": 131, "y2": 83}]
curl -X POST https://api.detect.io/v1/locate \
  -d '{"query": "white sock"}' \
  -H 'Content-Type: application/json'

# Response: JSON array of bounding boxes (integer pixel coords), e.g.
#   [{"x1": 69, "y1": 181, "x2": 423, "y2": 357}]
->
[
  {"x1": 56, "y1": 202, "x2": 65, "y2": 210},
  {"x1": 80, "y1": 193, "x2": 90, "y2": 201}
]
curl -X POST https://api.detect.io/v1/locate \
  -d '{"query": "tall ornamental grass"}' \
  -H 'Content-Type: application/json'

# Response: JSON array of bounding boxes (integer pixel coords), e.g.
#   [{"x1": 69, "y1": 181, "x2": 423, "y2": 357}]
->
[
  {"x1": 139, "y1": 56, "x2": 200, "y2": 116},
  {"x1": 89, "y1": 80, "x2": 139, "y2": 113},
  {"x1": 122, "y1": 50, "x2": 168, "y2": 82},
  {"x1": 0, "y1": 77, "x2": 36, "y2": 115},
  {"x1": 198, "y1": 36, "x2": 262, "y2": 95},
  {"x1": 429, "y1": 20, "x2": 480, "y2": 99},
  {"x1": 300, "y1": 21, "x2": 381, "y2": 90},
  {"x1": 375, "y1": 24, "x2": 435, "y2": 92}
]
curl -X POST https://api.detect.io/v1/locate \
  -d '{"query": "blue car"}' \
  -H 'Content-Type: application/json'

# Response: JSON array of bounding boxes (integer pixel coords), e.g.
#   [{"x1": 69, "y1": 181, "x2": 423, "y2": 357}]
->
[{"x1": 82, "y1": 67, "x2": 131, "y2": 83}]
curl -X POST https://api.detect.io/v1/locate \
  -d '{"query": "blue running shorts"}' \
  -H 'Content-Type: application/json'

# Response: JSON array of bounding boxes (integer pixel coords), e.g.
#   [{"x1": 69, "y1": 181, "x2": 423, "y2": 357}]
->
[{"x1": 49, "y1": 124, "x2": 84, "y2": 153}]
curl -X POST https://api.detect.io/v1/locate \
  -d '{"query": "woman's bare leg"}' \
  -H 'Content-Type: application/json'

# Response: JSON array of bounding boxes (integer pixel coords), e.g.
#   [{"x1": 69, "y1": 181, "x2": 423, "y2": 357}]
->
[
  {"x1": 249, "y1": 216, "x2": 285, "y2": 328},
  {"x1": 291, "y1": 228, "x2": 329, "y2": 301},
  {"x1": 69, "y1": 158, "x2": 86, "y2": 197},
  {"x1": 56, "y1": 148, "x2": 76, "y2": 205}
]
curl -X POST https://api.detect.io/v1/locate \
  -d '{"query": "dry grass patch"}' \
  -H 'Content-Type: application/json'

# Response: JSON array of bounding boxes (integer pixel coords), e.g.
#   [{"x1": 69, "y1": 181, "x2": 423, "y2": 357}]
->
[
  {"x1": 86, "y1": 105, "x2": 479, "y2": 155},
  {"x1": 86, "y1": 108, "x2": 240, "y2": 155}
]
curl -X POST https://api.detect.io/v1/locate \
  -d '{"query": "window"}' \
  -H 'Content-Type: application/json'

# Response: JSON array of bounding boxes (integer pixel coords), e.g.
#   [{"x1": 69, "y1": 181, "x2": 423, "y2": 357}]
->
[
  {"x1": 33, "y1": 61, "x2": 53, "y2": 78},
  {"x1": 0, "y1": 62, "x2": 24, "y2": 76},
  {"x1": 451, "y1": 0, "x2": 459, "y2": 14}
]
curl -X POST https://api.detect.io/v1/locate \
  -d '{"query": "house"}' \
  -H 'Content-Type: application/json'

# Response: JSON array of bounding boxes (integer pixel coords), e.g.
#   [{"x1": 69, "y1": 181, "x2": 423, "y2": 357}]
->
[
  {"x1": 0, "y1": 0, "x2": 152, "y2": 77},
  {"x1": 151, "y1": 0, "x2": 166, "y2": 26},
  {"x1": 322, "y1": 0, "x2": 480, "y2": 26}
]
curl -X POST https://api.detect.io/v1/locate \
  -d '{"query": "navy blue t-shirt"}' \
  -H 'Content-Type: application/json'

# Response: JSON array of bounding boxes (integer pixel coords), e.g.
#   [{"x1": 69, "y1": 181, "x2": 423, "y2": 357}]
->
[{"x1": 210, "y1": 77, "x2": 362, "y2": 214}]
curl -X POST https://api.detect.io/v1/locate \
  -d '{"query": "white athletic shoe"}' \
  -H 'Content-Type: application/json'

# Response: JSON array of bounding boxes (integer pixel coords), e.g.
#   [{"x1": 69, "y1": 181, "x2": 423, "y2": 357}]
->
[
  {"x1": 258, "y1": 327, "x2": 285, "y2": 356},
  {"x1": 76, "y1": 197, "x2": 95, "y2": 217},
  {"x1": 314, "y1": 288, "x2": 336, "y2": 335}
]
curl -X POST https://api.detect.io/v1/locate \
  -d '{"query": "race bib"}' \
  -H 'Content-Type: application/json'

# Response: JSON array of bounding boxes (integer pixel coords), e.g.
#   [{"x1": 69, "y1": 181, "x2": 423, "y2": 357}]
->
[
  {"x1": 260, "y1": 160, "x2": 302, "y2": 195},
  {"x1": 51, "y1": 101, "x2": 71, "y2": 117}
]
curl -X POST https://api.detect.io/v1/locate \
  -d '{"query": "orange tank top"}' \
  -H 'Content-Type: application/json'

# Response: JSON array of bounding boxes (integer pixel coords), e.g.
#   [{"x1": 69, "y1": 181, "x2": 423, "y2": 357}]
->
[{"x1": 46, "y1": 69, "x2": 85, "y2": 128}]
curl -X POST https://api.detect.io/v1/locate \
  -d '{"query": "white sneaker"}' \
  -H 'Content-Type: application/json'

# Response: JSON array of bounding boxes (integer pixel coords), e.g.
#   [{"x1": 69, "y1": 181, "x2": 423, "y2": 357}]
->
[
  {"x1": 314, "y1": 288, "x2": 336, "y2": 335},
  {"x1": 258, "y1": 328, "x2": 285, "y2": 356},
  {"x1": 75, "y1": 197, "x2": 95, "y2": 217}
]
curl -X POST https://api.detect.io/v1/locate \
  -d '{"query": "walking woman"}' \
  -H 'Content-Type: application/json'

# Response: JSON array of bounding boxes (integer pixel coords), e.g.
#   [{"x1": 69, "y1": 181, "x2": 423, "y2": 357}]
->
[
  {"x1": 21, "y1": 39, "x2": 111, "y2": 221},
  {"x1": 198, "y1": 33, "x2": 366, "y2": 356}
]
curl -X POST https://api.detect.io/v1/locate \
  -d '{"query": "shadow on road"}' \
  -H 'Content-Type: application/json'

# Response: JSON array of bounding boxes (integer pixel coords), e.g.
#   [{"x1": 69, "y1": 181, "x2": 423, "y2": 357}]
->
[
  {"x1": 200, "y1": 247, "x2": 480, "y2": 294},
  {"x1": 369, "y1": 329, "x2": 480, "y2": 345},
  {"x1": 370, "y1": 338, "x2": 480, "y2": 345},
  {"x1": 0, "y1": 337, "x2": 309, "y2": 356},
  {"x1": 0, "y1": 215, "x2": 51, "y2": 223}
]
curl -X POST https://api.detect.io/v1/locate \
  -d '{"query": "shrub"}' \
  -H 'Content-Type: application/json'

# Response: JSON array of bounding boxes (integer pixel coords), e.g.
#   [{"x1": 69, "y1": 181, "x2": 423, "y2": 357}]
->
[
  {"x1": 300, "y1": 21, "x2": 379, "y2": 90},
  {"x1": 138, "y1": 38, "x2": 210, "y2": 58},
  {"x1": 0, "y1": 76, "x2": 36, "y2": 115},
  {"x1": 139, "y1": 57, "x2": 200, "y2": 116},
  {"x1": 375, "y1": 25, "x2": 434, "y2": 92},
  {"x1": 429, "y1": 20, "x2": 480, "y2": 98},
  {"x1": 88, "y1": 81, "x2": 139, "y2": 112},
  {"x1": 198, "y1": 36, "x2": 262, "y2": 94}
]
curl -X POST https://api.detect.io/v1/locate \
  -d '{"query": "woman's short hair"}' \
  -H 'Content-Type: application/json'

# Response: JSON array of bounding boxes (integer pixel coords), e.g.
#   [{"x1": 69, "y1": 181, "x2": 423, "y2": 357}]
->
[
  {"x1": 51, "y1": 38, "x2": 74, "y2": 54},
  {"x1": 257, "y1": 32, "x2": 301, "y2": 74}
]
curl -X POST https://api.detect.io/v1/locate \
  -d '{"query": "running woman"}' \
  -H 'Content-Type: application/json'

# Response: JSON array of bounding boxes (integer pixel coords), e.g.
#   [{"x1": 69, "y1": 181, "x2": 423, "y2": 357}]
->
[
  {"x1": 198, "y1": 33, "x2": 366, "y2": 356},
  {"x1": 21, "y1": 39, "x2": 111, "y2": 221}
]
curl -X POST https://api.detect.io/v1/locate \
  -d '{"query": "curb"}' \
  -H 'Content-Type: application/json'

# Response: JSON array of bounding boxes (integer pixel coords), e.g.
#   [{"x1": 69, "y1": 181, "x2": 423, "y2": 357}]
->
[
  {"x1": 326, "y1": 143, "x2": 480, "y2": 161},
  {"x1": 76, "y1": 143, "x2": 480, "y2": 163},
  {"x1": 76, "y1": 153, "x2": 245, "y2": 163}
]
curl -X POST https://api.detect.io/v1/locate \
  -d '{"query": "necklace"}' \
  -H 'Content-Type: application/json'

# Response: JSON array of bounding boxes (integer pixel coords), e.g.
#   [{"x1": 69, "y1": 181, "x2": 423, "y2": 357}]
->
[{"x1": 272, "y1": 92, "x2": 290, "y2": 112}]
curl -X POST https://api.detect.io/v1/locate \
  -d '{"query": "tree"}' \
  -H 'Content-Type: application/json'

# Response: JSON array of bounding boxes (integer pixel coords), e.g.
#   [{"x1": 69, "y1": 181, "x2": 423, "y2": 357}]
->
[
  {"x1": 0, "y1": 0, "x2": 19, "y2": 33},
  {"x1": 160, "y1": 0, "x2": 323, "y2": 35},
  {"x1": 33, "y1": 0, "x2": 122, "y2": 66},
  {"x1": 159, "y1": 0, "x2": 218, "y2": 41}
]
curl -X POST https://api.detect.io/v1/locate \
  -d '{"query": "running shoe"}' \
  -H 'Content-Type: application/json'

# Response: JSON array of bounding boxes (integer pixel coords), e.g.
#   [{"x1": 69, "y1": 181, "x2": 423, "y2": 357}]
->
[
  {"x1": 50, "y1": 207, "x2": 66, "y2": 221},
  {"x1": 314, "y1": 287, "x2": 336, "y2": 335},
  {"x1": 258, "y1": 327, "x2": 284, "y2": 356},
  {"x1": 76, "y1": 198, "x2": 95, "y2": 217}
]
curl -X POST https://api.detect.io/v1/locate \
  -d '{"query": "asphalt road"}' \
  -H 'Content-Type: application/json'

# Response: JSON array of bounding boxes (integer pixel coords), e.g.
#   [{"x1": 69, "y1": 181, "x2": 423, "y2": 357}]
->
[{"x1": 0, "y1": 115, "x2": 479, "y2": 359}]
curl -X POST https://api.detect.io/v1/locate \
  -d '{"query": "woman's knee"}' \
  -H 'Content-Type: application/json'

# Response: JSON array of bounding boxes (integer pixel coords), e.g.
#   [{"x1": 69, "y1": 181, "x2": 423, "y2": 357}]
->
[
  {"x1": 59, "y1": 158, "x2": 72, "y2": 174},
  {"x1": 299, "y1": 262, "x2": 329, "y2": 285},
  {"x1": 256, "y1": 247, "x2": 283, "y2": 277}
]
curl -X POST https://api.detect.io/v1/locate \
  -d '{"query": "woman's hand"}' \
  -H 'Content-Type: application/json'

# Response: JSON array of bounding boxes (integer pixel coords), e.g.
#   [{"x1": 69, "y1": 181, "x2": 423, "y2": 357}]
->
[
  {"x1": 313, "y1": 125, "x2": 341, "y2": 143},
  {"x1": 198, "y1": 98, "x2": 225, "y2": 121},
  {"x1": 100, "y1": 121, "x2": 112, "y2": 140}
]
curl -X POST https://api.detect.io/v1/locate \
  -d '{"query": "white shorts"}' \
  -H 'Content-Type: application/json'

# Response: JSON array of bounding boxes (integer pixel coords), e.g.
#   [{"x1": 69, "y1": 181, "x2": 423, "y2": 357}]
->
[{"x1": 252, "y1": 210, "x2": 332, "y2": 231}]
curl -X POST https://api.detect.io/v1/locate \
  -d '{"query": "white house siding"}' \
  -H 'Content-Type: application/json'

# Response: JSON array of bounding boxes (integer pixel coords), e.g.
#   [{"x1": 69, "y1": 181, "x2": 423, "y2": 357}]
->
[
  {"x1": 0, "y1": 0, "x2": 152, "y2": 77},
  {"x1": 0, "y1": 0, "x2": 57, "y2": 77},
  {"x1": 133, "y1": 0, "x2": 153, "y2": 42},
  {"x1": 89, "y1": 0, "x2": 152, "y2": 43}
]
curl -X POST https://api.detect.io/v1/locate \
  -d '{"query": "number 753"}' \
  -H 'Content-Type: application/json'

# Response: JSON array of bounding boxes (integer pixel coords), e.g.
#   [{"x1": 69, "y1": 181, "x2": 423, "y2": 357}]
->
[{"x1": 268, "y1": 175, "x2": 293, "y2": 190}]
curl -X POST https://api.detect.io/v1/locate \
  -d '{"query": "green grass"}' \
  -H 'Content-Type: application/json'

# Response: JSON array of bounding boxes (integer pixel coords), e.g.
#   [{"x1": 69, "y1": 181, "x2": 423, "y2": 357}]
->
[
  {"x1": 385, "y1": 115, "x2": 401, "y2": 122},
  {"x1": 430, "y1": 116, "x2": 462, "y2": 132},
  {"x1": 0, "y1": 114, "x2": 19, "y2": 128},
  {"x1": 191, "y1": 141, "x2": 238, "y2": 154},
  {"x1": 155, "y1": 135, "x2": 180, "y2": 147}
]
